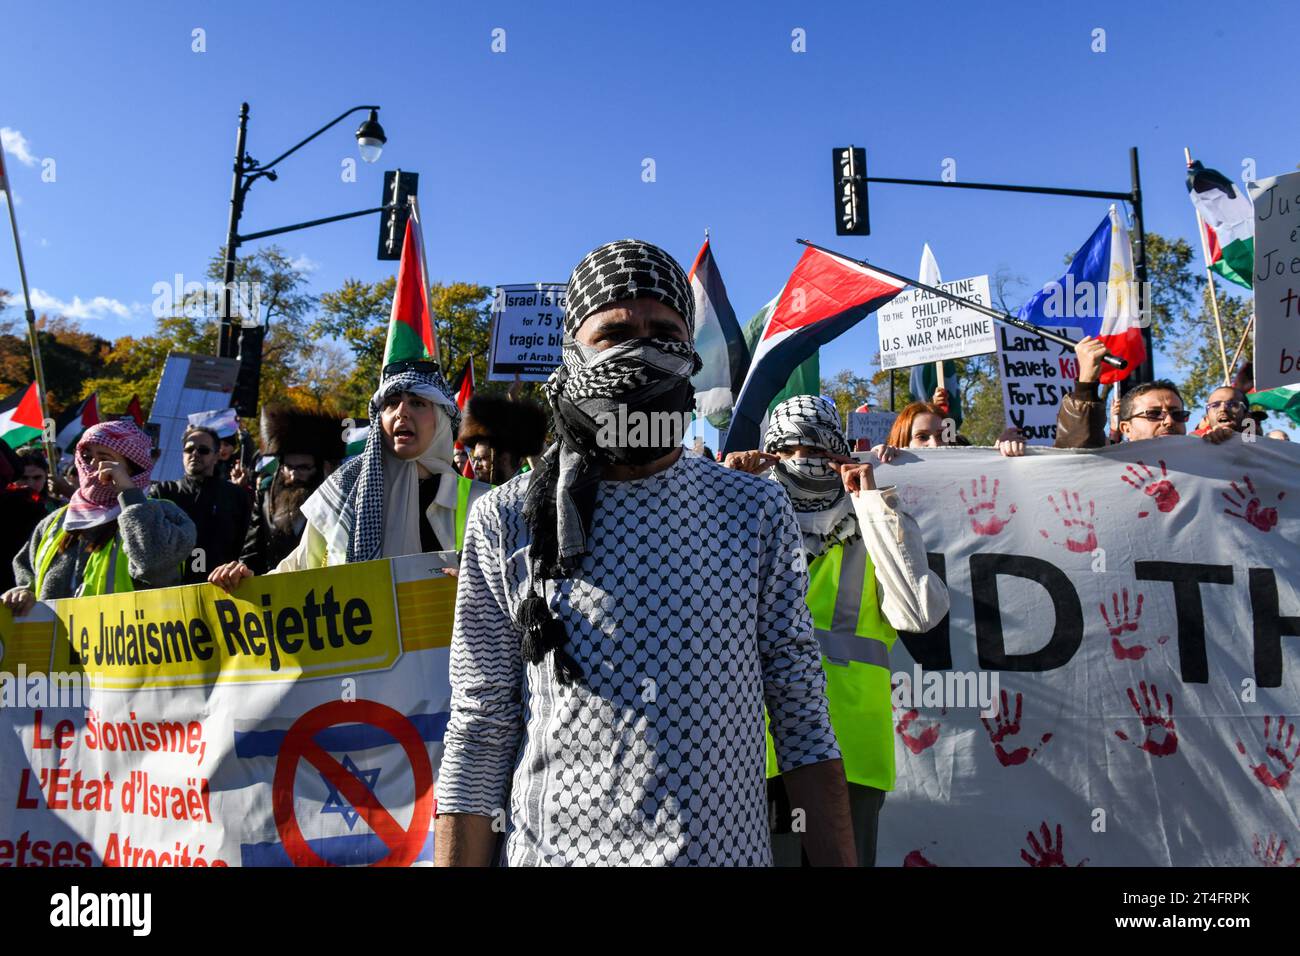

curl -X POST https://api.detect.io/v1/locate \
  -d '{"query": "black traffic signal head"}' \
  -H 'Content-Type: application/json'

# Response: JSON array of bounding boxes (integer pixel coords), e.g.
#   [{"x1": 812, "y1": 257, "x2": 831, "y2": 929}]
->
[
  {"x1": 378, "y1": 170, "x2": 419, "y2": 260},
  {"x1": 832, "y1": 146, "x2": 869, "y2": 236}
]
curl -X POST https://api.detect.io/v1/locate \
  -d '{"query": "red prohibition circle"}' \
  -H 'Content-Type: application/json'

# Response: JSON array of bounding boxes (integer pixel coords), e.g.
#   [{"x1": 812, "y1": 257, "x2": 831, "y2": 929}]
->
[{"x1": 272, "y1": 699, "x2": 434, "y2": 867}]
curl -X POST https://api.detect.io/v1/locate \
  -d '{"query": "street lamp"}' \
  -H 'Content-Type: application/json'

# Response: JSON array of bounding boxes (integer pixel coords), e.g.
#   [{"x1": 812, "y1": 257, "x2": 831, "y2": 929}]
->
[
  {"x1": 217, "y1": 102, "x2": 394, "y2": 414},
  {"x1": 355, "y1": 109, "x2": 386, "y2": 163}
]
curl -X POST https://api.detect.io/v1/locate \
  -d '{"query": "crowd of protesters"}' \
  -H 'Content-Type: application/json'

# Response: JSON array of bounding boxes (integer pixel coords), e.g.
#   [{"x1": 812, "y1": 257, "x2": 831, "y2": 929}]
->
[{"x1": 1, "y1": 236, "x2": 1293, "y2": 868}]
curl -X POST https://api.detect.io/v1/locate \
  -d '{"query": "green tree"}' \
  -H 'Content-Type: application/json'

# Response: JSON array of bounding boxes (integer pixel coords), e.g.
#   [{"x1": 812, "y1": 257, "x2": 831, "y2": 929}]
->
[{"x1": 822, "y1": 368, "x2": 874, "y2": 425}]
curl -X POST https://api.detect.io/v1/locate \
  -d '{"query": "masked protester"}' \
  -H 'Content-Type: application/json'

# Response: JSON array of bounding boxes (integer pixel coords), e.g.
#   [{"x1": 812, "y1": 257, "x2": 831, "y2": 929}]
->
[
  {"x1": 208, "y1": 364, "x2": 490, "y2": 591},
  {"x1": 458, "y1": 394, "x2": 548, "y2": 485},
  {"x1": 3, "y1": 421, "x2": 195, "y2": 615},
  {"x1": 0, "y1": 443, "x2": 51, "y2": 593},
  {"x1": 435, "y1": 239, "x2": 853, "y2": 867},
  {"x1": 236, "y1": 406, "x2": 345, "y2": 574},
  {"x1": 725, "y1": 396, "x2": 949, "y2": 867},
  {"x1": 150, "y1": 424, "x2": 253, "y2": 583}
]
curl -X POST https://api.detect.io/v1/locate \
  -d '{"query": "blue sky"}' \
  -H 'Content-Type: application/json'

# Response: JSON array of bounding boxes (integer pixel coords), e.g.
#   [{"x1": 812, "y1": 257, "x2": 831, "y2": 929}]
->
[{"x1": 1, "y1": 1, "x2": 1290, "y2": 429}]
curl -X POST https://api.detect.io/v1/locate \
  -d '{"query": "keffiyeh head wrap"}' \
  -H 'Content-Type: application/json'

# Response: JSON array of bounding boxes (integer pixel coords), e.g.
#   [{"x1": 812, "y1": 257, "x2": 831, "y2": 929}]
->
[
  {"x1": 764, "y1": 395, "x2": 859, "y2": 559},
  {"x1": 301, "y1": 366, "x2": 460, "y2": 563},
  {"x1": 519, "y1": 239, "x2": 699, "y2": 684},
  {"x1": 65, "y1": 420, "x2": 155, "y2": 531}
]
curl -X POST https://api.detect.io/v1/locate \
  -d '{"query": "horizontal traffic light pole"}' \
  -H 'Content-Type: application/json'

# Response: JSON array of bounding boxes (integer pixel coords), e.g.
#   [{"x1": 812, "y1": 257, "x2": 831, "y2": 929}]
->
[
  {"x1": 858, "y1": 176, "x2": 1133, "y2": 203},
  {"x1": 237, "y1": 203, "x2": 396, "y2": 243},
  {"x1": 796, "y1": 238, "x2": 1128, "y2": 370}
]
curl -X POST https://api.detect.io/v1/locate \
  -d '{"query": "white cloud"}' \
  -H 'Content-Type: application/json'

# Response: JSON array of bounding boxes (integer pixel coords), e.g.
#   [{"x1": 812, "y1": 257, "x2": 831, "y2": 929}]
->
[
  {"x1": 30, "y1": 288, "x2": 137, "y2": 321},
  {"x1": 289, "y1": 253, "x2": 320, "y2": 274},
  {"x1": 1, "y1": 127, "x2": 38, "y2": 167}
]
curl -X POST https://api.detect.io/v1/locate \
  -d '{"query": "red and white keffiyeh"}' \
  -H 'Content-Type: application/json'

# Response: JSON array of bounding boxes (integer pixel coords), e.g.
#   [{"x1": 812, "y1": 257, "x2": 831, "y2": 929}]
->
[{"x1": 65, "y1": 420, "x2": 154, "y2": 530}]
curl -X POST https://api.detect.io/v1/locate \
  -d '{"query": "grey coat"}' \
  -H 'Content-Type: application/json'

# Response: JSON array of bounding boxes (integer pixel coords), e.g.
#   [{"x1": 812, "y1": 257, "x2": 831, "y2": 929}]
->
[{"x1": 13, "y1": 488, "x2": 197, "y2": 600}]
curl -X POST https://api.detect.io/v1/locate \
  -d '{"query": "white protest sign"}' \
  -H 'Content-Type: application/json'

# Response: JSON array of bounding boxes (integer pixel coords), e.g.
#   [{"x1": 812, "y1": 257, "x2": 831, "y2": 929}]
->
[
  {"x1": 487, "y1": 283, "x2": 567, "y2": 381},
  {"x1": 872, "y1": 439, "x2": 1300, "y2": 866},
  {"x1": 996, "y1": 324, "x2": 1084, "y2": 445},
  {"x1": 878, "y1": 274, "x2": 995, "y2": 371},
  {"x1": 1250, "y1": 172, "x2": 1300, "y2": 391},
  {"x1": 847, "y1": 411, "x2": 897, "y2": 446}
]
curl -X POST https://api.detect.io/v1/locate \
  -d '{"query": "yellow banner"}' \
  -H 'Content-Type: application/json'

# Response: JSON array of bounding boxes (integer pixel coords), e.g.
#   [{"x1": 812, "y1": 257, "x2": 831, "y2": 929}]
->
[{"x1": 0, "y1": 559, "x2": 459, "y2": 691}]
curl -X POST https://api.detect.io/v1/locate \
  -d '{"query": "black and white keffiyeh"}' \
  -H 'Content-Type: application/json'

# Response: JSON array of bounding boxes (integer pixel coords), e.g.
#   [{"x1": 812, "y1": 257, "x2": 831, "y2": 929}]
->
[
  {"x1": 764, "y1": 395, "x2": 859, "y2": 559},
  {"x1": 519, "y1": 239, "x2": 699, "y2": 684},
  {"x1": 301, "y1": 368, "x2": 460, "y2": 564},
  {"x1": 562, "y1": 238, "x2": 695, "y2": 335}
]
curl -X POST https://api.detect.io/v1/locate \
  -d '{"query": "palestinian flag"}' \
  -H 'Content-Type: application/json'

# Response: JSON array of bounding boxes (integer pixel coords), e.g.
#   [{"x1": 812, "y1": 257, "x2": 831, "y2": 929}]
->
[
  {"x1": 1249, "y1": 384, "x2": 1300, "y2": 428},
  {"x1": 382, "y1": 215, "x2": 437, "y2": 370},
  {"x1": 54, "y1": 392, "x2": 100, "y2": 452},
  {"x1": 1188, "y1": 160, "x2": 1253, "y2": 289},
  {"x1": 342, "y1": 420, "x2": 370, "y2": 459},
  {"x1": 687, "y1": 239, "x2": 749, "y2": 429},
  {"x1": 125, "y1": 394, "x2": 145, "y2": 426},
  {"x1": 0, "y1": 382, "x2": 44, "y2": 449},
  {"x1": 722, "y1": 246, "x2": 906, "y2": 454},
  {"x1": 741, "y1": 299, "x2": 819, "y2": 424},
  {"x1": 449, "y1": 357, "x2": 475, "y2": 411}
]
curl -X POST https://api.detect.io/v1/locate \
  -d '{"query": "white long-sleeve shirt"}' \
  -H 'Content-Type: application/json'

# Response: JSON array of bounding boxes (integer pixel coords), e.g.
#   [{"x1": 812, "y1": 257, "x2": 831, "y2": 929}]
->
[{"x1": 848, "y1": 486, "x2": 950, "y2": 633}]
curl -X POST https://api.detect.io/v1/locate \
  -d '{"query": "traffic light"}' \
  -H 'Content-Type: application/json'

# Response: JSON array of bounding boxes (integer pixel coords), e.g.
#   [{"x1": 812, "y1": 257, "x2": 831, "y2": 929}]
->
[
  {"x1": 832, "y1": 146, "x2": 869, "y2": 236},
  {"x1": 377, "y1": 170, "x2": 419, "y2": 260}
]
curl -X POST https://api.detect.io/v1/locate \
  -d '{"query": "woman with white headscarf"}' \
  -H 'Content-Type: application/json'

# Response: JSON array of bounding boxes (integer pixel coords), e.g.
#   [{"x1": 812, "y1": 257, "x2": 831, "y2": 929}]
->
[{"x1": 208, "y1": 362, "x2": 490, "y2": 590}]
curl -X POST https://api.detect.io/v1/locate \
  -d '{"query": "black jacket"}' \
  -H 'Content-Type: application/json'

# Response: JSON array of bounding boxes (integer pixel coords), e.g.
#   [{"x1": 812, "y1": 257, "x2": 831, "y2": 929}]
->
[
  {"x1": 151, "y1": 474, "x2": 253, "y2": 583},
  {"x1": 239, "y1": 483, "x2": 307, "y2": 575}
]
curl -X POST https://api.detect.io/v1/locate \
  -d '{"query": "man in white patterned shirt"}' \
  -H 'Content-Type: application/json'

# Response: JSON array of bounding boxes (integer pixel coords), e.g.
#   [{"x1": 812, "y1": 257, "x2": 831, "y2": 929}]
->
[{"x1": 434, "y1": 239, "x2": 854, "y2": 866}]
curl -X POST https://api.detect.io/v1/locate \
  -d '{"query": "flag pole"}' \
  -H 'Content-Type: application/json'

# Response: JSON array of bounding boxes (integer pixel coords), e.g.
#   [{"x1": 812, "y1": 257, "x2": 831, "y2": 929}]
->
[
  {"x1": 1228, "y1": 314, "x2": 1254, "y2": 381},
  {"x1": 408, "y1": 194, "x2": 444, "y2": 376},
  {"x1": 0, "y1": 148, "x2": 58, "y2": 475},
  {"x1": 796, "y1": 238, "x2": 1129, "y2": 370},
  {"x1": 1184, "y1": 148, "x2": 1232, "y2": 383}
]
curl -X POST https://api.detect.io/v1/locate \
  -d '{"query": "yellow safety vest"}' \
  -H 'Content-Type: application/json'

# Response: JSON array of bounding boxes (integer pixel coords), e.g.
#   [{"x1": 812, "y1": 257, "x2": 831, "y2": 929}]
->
[
  {"x1": 767, "y1": 538, "x2": 898, "y2": 790},
  {"x1": 33, "y1": 506, "x2": 134, "y2": 598}
]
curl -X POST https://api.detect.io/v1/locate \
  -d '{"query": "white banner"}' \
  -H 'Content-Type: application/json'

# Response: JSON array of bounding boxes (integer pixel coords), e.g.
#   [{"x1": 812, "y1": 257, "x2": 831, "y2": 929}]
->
[
  {"x1": 877, "y1": 274, "x2": 995, "y2": 371},
  {"x1": 0, "y1": 554, "x2": 455, "y2": 867},
  {"x1": 1250, "y1": 172, "x2": 1300, "y2": 391},
  {"x1": 874, "y1": 439, "x2": 1300, "y2": 866},
  {"x1": 486, "y1": 283, "x2": 567, "y2": 381},
  {"x1": 996, "y1": 324, "x2": 1083, "y2": 445},
  {"x1": 847, "y1": 411, "x2": 897, "y2": 446}
]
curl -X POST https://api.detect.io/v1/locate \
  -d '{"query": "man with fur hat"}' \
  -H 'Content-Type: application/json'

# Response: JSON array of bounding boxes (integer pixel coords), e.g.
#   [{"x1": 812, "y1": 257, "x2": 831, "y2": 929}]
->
[
  {"x1": 458, "y1": 394, "x2": 548, "y2": 486},
  {"x1": 435, "y1": 239, "x2": 853, "y2": 867},
  {"x1": 237, "y1": 405, "x2": 345, "y2": 574}
]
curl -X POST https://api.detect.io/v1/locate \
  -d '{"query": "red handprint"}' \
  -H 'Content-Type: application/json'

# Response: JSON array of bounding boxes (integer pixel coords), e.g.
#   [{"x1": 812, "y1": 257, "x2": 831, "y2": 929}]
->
[
  {"x1": 1121, "y1": 459, "x2": 1180, "y2": 518},
  {"x1": 903, "y1": 849, "x2": 938, "y2": 867},
  {"x1": 1100, "y1": 588, "x2": 1149, "y2": 660},
  {"x1": 1236, "y1": 716, "x2": 1300, "y2": 790},
  {"x1": 1222, "y1": 475, "x2": 1285, "y2": 532},
  {"x1": 980, "y1": 689, "x2": 1052, "y2": 766},
  {"x1": 958, "y1": 475, "x2": 1017, "y2": 536},
  {"x1": 1020, "y1": 822, "x2": 1087, "y2": 867},
  {"x1": 1113, "y1": 681, "x2": 1178, "y2": 757},
  {"x1": 1037, "y1": 489, "x2": 1098, "y2": 553},
  {"x1": 1252, "y1": 833, "x2": 1300, "y2": 867},
  {"x1": 895, "y1": 708, "x2": 941, "y2": 755}
]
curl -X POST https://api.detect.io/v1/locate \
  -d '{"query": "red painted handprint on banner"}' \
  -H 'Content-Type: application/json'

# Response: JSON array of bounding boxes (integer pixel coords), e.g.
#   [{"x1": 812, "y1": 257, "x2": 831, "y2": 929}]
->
[
  {"x1": 1252, "y1": 833, "x2": 1300, "y2": 867},
  {"x1": 1221, "y1": 475, "x2": 1285, "y2": 532},
  {"x1": 1236, "y1": 716, "x2": 1300, "y2": 790},
  {"x1": 1121, "y1": 459, "x2": 1180, "y2": 518},
  {"x1": 895, "y1": 708, "x2": 941, "y2": 755},
  {"x1": 903, "y1": 849, "x2": 938, "y2": 867},
  {"x1": 981, "y1": 689, "x2": 1052, "y2": 766},
  {"x1": 1114, "y1": 681, "x2": 1178, "y2": 757},
  {"x1": 958, "y1": 475, "x2": 1017, "y2": 536},
  {"x1": 1037, "y1": 489, "x2": 1098, "y2": 553},
  {"x1": 1100, "y1": 588, "x2": 1150, "y2": 660},
  {"x1": 1020, "y1": 822, "x2": 1087, "y2": 867}
]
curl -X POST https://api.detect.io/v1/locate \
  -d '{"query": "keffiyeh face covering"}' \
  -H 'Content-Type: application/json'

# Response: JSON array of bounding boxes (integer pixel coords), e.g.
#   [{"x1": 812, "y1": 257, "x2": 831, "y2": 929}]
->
[
  {"x1": 520, "y1": 239, "x2": 700, "y2": 684},
  {"x1": 764, "y1": 395, "x2": 859, "y2": 559},
  {"x1": 65, "y1": 420, "x2": 155, "y2": 531}
]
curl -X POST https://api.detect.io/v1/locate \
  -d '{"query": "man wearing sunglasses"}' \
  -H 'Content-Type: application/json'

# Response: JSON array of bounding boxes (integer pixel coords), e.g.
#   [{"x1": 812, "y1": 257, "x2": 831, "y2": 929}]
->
[
  {"x1": 151, "y1": 424, "x2": 253, "y2": 583},
  {"x1": 1193, "y1": 385, "x2": 1251, "y2": 441},
  {"x1": 1056, "y1": 337, "x2": 1237, "y2": 447}
]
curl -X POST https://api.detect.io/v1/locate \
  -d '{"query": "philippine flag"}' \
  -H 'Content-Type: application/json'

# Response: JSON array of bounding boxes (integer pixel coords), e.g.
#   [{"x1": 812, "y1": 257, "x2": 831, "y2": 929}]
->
[
  {"x1": 722, "y1": 246, "x2": 906, "y2": 454},
  {"x1": 1017, "y1": 205, "x2": 1145, "y2": 385}
]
